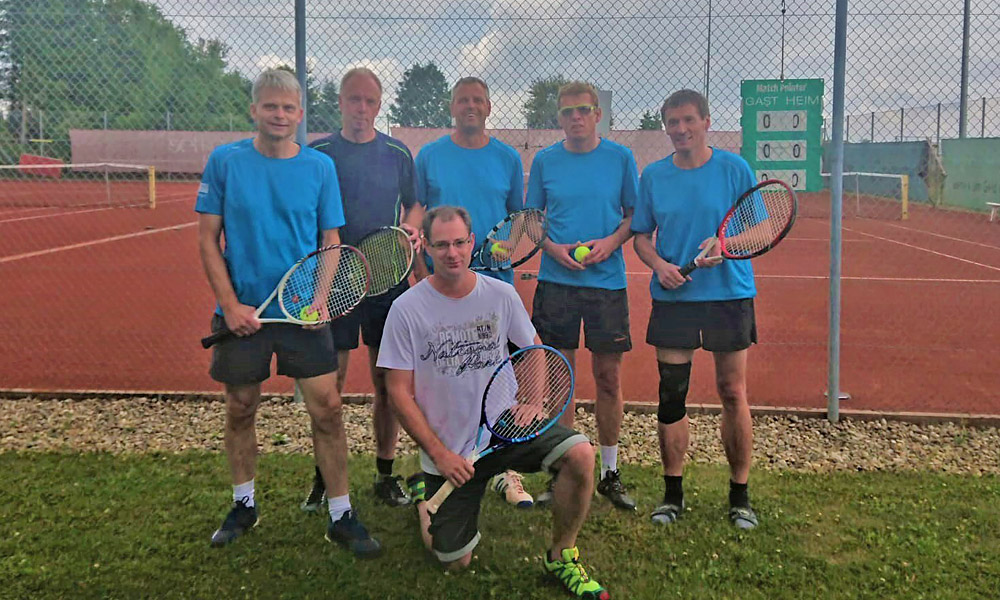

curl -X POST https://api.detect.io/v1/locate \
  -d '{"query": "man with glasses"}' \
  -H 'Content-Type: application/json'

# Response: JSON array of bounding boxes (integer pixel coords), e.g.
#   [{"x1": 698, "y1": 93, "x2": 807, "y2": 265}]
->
[
  {"x1": 379, "y1": 206, "x2": 610, "y2": 599},
  {"x1": 413, "y1": 76, "x2": 533, "y2": 508},
  {"x1": 525, "y1": 81, "x2": 639, "y2": 511}
]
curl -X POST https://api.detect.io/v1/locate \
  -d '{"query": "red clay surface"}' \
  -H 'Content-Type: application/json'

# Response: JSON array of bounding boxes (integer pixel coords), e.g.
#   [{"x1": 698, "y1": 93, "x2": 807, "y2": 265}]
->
[{"x1": 2, "y1": 186, "x2": 999, "y2": 415}]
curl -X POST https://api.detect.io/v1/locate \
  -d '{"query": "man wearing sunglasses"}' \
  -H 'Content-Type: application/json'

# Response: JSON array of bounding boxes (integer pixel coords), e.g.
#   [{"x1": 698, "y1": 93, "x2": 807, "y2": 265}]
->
[{"x1": 525, "y1": 81, "x2": 639, "y2": 511}]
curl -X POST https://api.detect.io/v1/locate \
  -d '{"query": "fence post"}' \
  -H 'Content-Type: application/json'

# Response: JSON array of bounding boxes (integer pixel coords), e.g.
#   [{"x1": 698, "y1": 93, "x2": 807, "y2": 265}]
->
[
  {"x1": 983, "y1": 97, "x2": 987, "y2": 138},
  {"x1": 959, "y1": 0, "x2": 971, "y2": 138},
  {"x1": 936, "y1": 103, "x2": 941, "y2": 145},
  {"x1": 899, "y1": 107, "x2": 904, "y2": 141},
  {"x1": 870, "y1": 112, "x2": 875, "y2": 142},
  {"x1": 846, "y1": 115, "x2": 850, "y2": 141}
]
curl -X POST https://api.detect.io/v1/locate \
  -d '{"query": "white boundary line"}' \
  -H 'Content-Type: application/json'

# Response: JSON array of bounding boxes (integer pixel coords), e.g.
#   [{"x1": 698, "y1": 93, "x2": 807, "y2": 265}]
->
[
  {"x1": 873, "y1": 221, "x2": 1000, "y2": 251},
  {"x1": 0, "y1": 195, "x2": 191, "y2": 225},
  {"x1": 0, "y1": 222, "x2": 196, "y2": 264},
  {"x1": 843, "y1": 226, "x2": 1000, "y2": 273},
  {"x1": 513, "y1": 270, "x2": 1000, "y2": 284}
]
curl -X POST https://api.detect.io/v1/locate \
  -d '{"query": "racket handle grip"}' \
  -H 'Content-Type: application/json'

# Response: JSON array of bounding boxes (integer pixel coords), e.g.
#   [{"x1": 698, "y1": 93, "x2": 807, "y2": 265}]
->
[
  {"x1": 424, "y1": 480, "x2": 456, "y2": 515},
  {"x1": 678, "y1": 261, "x2": 697, "y2": 278},
  {"x1": 201, "y1": 328, "x2": 235, "y2": 349}
]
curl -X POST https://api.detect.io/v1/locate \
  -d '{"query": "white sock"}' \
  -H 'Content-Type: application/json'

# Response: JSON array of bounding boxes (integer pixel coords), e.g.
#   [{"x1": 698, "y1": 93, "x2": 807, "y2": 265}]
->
[
  {"x1": 233, "y1": 479, "x2": 255, "y2": 508},
  {"x1": 600, "y1": 445, "x2": 618, "y2": 477},
  {"x1": 328, "y1": 494, "x2": 352, "y2": 521}
]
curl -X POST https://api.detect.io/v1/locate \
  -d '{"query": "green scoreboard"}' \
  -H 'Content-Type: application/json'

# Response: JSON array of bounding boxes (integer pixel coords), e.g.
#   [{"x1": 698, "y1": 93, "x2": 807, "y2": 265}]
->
[{"x1": 740, "y1": 78, "x2": 824, "y2": 192}]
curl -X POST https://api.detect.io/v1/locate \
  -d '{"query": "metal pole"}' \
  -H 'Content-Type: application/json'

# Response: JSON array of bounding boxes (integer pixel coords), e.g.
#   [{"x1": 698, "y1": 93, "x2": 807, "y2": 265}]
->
[
  {"x1": 846, "y1": 115, "x2": 850, "y2": 142},
  {"x1": 959, "y1": 0, "x2": 971, "y2": 138},
  {"x1": 780, "y1": 0, "x2": 787, "y2": 80},
  {"x1": 704, "y1": 0, "x2": 713, "y2": 102},
  {"x1": 900, "y1": 107, "x2": 904, "y2": 141},
  {"x1": 870, "y1": 112, "x2": 875, "y2": 142},
  {"x1": 982, "y1": 97, "x2": 987, "y2": 137},
  {"x1": 295, "y1": 0, "x2": 308, "y2": 146},
  {"x1": 936, "y1": 103, "x2": 941, "y2": 144},
  {"x1": 827, "y1": 0, "x2": 850, "y2": 424}
]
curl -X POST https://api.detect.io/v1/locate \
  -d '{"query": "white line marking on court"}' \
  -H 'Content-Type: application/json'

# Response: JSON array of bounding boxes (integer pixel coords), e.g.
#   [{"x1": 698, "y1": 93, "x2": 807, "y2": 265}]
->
[
  {"x1": 0, "y1": 221, "x2": 196, "y2": 264},
  {"x1": 874, "y1": 221, "x2": 1000, "y2": 251},
  {"x1": 0, "y1": 195, "x2": 192, "y2": 225},
  {"x1": 514, "y1": 269, "x2": 1000, "y2": 284},
  {"x1": 844, "y1": 227, "x2": 1000, "y2": 273}
]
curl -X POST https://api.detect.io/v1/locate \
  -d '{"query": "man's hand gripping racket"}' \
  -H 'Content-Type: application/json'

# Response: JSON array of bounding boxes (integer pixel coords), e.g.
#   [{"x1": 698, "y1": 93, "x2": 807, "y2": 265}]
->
[
  {"x1": 424, "y1": 344, "x2": 574, "y2": 514},
  {"x1": 472, "y1": 208, "x2": 548, "y2": 272},
  {"x1": 678, "y1": 179, "x2": 797, "y2": 277},
  {"x1": 200, "y1": 244, "x2": 371, "y2": 349}
]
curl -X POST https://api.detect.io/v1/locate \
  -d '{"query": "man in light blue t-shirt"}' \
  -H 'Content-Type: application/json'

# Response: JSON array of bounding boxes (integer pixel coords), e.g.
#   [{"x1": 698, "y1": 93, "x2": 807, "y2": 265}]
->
[
  {"x1": 632, "y1": 89, "x2": 760, "y2": 531},
  {"x1": 415, "y1": 77, "x2": 524, "y2": 286},
  {"x1": 525, "y1": 81, "x2": 638, "y2": 512},
  {"x1": 195, "y1": 69, "x2": 380, "y2": 557}
]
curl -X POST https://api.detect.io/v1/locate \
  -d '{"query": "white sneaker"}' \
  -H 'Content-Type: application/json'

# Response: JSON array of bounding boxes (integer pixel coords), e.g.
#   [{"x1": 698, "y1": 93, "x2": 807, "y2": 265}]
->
[{"x1": 490, "y1": 470, "x2": 533, "y2": 508}]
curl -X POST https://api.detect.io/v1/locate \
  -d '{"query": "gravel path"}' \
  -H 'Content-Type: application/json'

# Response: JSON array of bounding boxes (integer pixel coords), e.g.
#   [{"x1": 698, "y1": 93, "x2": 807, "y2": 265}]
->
[{"x1": 2, "y1": 396, "x2": 998, "y2": 474}]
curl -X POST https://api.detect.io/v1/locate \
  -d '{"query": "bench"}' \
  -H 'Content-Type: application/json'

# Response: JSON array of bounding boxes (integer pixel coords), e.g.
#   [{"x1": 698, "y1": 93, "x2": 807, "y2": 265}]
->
[{"x1": 989, "y1": 202, "x2": 1000, "y2": 222}]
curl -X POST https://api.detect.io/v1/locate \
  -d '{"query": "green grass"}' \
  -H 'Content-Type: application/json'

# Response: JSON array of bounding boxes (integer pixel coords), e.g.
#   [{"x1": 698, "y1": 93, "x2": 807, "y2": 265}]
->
[{"x1": 2, "y1": 453, "x2": 998, "y2": 599}]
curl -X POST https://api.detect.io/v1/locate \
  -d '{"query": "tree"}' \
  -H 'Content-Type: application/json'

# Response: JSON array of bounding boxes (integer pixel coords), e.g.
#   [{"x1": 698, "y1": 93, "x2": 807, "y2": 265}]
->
[
  {"x1": 309, "y1": 80, "x2": 341, "y2": 134},
  {"x1": 638, "y1": 110, "x2": 662, "y2": 130},
  {"x1": 523, "y1": 76, "x2": 568, "y2": 129},
  {"x1": 0, "y1": 0, "x2": 253, "y2": 158},
  {"x1": 388, "y1": 63, "x2": 451, "y2": 128}
]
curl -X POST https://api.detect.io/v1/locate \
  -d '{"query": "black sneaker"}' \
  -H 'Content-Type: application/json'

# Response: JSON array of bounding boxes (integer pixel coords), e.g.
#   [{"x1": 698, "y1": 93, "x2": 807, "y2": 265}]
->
[
  {"x1": 535, "y1": 477, "x2": 556, "y2": 507},
  {"x1": 300, "y1": 466, "x2": 326, "y2": 513},
  {"x1": 597, "y1": 469, "x2": 637, "y2": 511},
  {"x1": 326, "y1": 510, "x2": 382, "y2": 559},
  {"x1": 210, "y1": 498, "x2": 259, "y2": 547},
  {"x1": 373, "y1": 474, "x2": 411, "y2": 507}
]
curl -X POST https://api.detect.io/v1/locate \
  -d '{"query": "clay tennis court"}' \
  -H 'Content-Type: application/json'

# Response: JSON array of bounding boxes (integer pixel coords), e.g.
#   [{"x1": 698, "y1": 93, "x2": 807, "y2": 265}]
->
[{"x1": 1, "y1": 183, "x2": 998, "y2": 415}]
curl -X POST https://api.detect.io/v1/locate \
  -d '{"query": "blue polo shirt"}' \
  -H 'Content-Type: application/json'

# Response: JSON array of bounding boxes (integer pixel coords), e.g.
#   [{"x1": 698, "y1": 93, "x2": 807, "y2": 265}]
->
[
  {"x1": 195, "y1": 138, "x2": 345, "y2": 318},
  {"x1": 632, "y1": 148, "x2": 757, "y2": 302}
]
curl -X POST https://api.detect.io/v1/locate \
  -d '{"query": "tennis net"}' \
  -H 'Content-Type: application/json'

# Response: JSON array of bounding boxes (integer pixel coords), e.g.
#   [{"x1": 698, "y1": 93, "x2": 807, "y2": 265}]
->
[
  {"x1": 0, "y1": 162, "x2": 156, "y2": 209},
  {"x1": 798, "y1": 172, "x2": 909, "y2": 221}
]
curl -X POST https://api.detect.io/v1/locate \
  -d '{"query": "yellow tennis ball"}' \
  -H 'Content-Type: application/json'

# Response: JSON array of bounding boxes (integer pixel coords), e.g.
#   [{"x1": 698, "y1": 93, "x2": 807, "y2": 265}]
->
[
  {"x1": 491, "y1": 242, "x2": 509, "y2": 257},
  {"x1": 573, "y1": 245, "x2": 591, "y2": 262},
  {"x1": 299, "y1": 306, "x2": 320, "y2": 322}
]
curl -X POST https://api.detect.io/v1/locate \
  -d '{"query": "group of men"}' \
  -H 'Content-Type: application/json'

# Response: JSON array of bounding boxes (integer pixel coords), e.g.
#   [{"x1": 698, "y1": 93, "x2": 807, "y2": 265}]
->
[{"x1": 196, "y1": 67, "x2": 762, "y2": 599}]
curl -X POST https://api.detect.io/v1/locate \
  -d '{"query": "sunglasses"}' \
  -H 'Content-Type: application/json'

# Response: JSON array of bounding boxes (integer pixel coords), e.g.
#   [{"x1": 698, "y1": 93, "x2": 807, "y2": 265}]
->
[{"x1": 558, "y1": 104, "x2": 597, "y2": 118}]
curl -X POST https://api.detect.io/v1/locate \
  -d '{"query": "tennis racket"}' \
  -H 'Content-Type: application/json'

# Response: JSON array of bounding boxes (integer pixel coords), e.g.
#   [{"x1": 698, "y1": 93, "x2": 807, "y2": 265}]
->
[
  {"x1": 425, "y1": 344, "x2": 574, "y2": 515},
  {"x1": 200, "y1": 244, "x2": 371, "y2": 349},
  {"x1": 678, "y1": 179, "x2": 797, "y2": 277},
  {"x1": 355, "y1": 226, "x2": 415, "y2": 296},
  {"x1": 471, "y1": 208, "x2": 547, "y2": 272}
]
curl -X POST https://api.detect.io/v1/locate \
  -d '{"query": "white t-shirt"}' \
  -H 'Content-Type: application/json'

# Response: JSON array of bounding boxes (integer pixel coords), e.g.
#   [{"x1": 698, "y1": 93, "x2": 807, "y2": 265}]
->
[{"x1": 377, "y1": 274, "x2": 537, "y2": 475}]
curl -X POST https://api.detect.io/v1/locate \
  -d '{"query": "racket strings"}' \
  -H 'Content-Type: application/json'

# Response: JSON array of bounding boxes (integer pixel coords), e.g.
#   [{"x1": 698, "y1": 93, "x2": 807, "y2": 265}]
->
[
  {"x1": 486, "y1": 348, "x2": 572, "y2": 441},
  {"x1": 358, "y1": 229, "x2": 413, "y2": 295},
  {"x1": 281, "y1": 247, "x2": 368, "y2": 320},
  {"x1": 724, "y1": 185, "x2": 795, "y2": 257},
  {"x1": 483, "y1": 211, "x2": 546, "y2": 269}
]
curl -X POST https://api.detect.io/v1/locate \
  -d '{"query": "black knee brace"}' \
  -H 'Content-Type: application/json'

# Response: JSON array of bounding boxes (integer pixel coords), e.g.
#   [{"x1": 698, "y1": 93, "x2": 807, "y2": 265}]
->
[{"x1": 657, "y1": 362, "x2": 692, "y2": 425}]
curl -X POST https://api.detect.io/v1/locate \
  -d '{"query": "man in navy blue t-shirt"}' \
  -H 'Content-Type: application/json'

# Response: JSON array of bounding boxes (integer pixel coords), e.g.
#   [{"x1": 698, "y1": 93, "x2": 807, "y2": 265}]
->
[
  {"x1": 299, "y1": 67, "x2": 423, "y2": 511},
  {"x1": 632, "y1": 89, "x2": 760, "y2": 530}
]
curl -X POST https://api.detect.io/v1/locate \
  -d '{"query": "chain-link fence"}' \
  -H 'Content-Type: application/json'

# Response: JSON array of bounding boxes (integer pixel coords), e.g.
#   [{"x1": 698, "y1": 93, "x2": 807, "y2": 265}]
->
[{"x1": 2, "y1": 0, "x2": 998, "y2": 416}]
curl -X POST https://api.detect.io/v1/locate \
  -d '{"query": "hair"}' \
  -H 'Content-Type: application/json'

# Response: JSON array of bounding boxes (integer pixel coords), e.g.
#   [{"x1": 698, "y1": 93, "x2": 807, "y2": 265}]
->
[
  {"x1": 557, "y1": 81, "x2": 599, "y2": 107},
  {"x1": 660, "y1": 89, "x2": 710, "y2": 120},
  {"x1": 450, "y1": 77, "x2": 490, "y2": 103},
  {"x1": 340, "y1": 67, "x2": 382, "y2": 94},
  {"x1": 422, "y1": 205, "x2": 473, "y2": 241},
  {"x1": 251, "y1": 69, "x2": 302, "y2": 103}
]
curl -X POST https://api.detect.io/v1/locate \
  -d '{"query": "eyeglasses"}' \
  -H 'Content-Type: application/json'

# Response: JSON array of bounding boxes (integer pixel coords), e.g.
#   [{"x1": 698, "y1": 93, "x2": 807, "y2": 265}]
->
[
  {"x1": 427, "y1": 236, "x2": 472, "y2": 251},
  {"x1": 558, "y1": 104, "x2": 597, "y2": 118}
]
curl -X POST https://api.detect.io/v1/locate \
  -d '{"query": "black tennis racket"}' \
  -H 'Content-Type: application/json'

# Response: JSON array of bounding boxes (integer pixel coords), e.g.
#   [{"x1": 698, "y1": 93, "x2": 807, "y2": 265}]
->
[
  {"x1": 200, "y1": 244, "x2": 370, "y2": 348},
  {"x1": 679, "y1": 179, "x2": 797, "y2": 277},
  {"x1": 355, "y1": 226, "x2": 415, "y2": 296},
  {"x1": 471, "y1": 208, "x2": 547, "y2": 272},
  {"x1": 425, "y1": 344, "x2": 574, "y2": 514}
]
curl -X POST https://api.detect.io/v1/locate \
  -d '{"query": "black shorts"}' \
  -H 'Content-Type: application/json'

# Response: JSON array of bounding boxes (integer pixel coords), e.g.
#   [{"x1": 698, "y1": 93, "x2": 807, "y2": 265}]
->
[
  {"x1": 208, "y1": 314, "x2": 339, "y2": 385},
  {"x1": 330, "y1": 281, "x2": 408, "y2": 351},
  {"x1": 531, "y1": 281, "x2": 632, "y2": 354},
  {"x1": 646, "y1": 298, "x2": 757, "y2": 352},
  {"x1": 425, "y1": 424, "x2": 589, "y2": 563}
]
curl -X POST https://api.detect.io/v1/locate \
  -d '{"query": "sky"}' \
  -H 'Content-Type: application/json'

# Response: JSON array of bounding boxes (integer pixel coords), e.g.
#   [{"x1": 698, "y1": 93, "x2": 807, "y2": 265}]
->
[{"x1": 159, "y1": 0, "x2": 1000, "y2": 137}]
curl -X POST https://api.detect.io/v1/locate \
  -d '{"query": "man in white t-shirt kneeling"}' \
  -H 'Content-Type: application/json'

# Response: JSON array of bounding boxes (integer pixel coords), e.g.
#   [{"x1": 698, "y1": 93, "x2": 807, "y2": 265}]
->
[{"x1": 377, "y1": 206, "x2": 610, "y2": 599}]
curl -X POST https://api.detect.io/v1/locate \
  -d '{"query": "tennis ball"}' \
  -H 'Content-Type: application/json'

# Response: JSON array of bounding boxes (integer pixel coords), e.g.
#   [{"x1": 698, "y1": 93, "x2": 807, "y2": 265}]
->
[
  {"x1": 490, "y1": 242, "x2": 509, "y2": 257},
  {"x1": 299, "y1": 306, "x2": 320, "y2": 322},
  {"x1": 573, "y1": 245, "x2": 591, "y2": 262}
]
